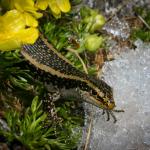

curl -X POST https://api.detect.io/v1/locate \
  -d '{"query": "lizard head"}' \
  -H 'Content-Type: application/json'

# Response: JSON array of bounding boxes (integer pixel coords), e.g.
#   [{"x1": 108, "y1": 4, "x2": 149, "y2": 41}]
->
[
  {"x1": 80, "y1": 89, "x2": 116, "y2": 110},
  {"x1": 80, "y1": 78, "x2": 116, "y2": 110}
]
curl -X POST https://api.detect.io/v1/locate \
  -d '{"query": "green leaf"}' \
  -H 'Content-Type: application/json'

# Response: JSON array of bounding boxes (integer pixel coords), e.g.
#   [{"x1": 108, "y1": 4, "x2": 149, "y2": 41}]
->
[{"x1": 31, "y1": 96, "x2": 39, "y2": 113}]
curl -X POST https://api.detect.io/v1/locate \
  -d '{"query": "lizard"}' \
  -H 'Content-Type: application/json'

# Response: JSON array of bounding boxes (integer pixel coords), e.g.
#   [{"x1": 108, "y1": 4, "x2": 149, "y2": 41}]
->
[{"x1": 21, "y1": 37, "x2": 123, "y2": 123}]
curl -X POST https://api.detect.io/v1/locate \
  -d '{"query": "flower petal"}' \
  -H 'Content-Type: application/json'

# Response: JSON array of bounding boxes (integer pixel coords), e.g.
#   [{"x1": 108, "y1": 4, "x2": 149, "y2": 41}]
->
[
  {"x1": 56, "y1": 0, "x2": 71, "y2": 12},
  {"x1": 15, "y1": 28, "x2": 39, "y2": 44},
  {"x1": 0, "y1": 28, "x2": 39, "y2": 51},
  {"x1": 51, "y1": 11, "x2": 61, "y2": 19},
  {"x1": 13, "y1": 0, "x2": 35, "y2": 12},
  {"x1": 13, "y1": 0, "x2": 43, "y2": 19},
  {"x1": 27, "y1": 10, "x2": 43, "y2": 19},
  {"x1": 0, "y1": 9, "x2": 25, "y2": 33},
  {"x1": 48, "y1": 0, "x2": 61, "y2": 16},
  {"x1": 23, "y1": 12, "x2": 38, "y2": 27},
  {"x1": 0, "y1": 34, "x2": 21, "y2": 51},
  {"x1": 35, "y1": 0, "x2": 49, "y2": 10}
]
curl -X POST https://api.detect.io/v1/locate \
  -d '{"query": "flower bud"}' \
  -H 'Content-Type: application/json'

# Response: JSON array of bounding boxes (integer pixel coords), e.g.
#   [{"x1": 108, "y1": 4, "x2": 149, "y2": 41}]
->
[
  {"x1": 90, "y1": 14, "x2": 105, "y2": 33},
  {"x1": 84, "y1": 34, "x2": 104, "y2": 52}
]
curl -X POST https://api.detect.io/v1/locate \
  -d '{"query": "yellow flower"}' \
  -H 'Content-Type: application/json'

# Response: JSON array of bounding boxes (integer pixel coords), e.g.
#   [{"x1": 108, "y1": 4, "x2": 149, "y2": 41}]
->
[
  {"x1": 0, "y1": 0, "x2": 72, "y2": 51},
  {"x1": 35, "y1": 0, "x2": 49, "y2": 10},
  {"x1": 0, "y1": 10, "x2": 39, "y2": 51},
  {"x1": 13, "y1": 0, "x2": 43, "y2": 18},
  {"x1": 35, "y1": 0, "x2": 71, "y2": 18},
  {"x1": 1, "y1": 0, "x2": 43, "y2": 27}
]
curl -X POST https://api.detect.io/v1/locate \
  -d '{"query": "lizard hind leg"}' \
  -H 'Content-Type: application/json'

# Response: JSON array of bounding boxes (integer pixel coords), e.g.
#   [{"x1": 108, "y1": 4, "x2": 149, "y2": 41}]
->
[{"x1": 42, "y1": 90, "x2": 62, "y2": 127}]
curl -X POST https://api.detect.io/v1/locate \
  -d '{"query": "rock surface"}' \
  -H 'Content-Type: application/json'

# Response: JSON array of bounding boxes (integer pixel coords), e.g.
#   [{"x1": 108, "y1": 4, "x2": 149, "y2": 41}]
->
[{"x1": 82, "y1": 40, "x2": 150, "y2": 150}]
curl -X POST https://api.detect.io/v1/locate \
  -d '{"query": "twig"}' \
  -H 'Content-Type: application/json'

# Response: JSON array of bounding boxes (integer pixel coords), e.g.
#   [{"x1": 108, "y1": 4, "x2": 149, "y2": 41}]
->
[
  {"x1": 66, "y1": 47, "x2": 88, "y2": 74},
  {"x1": 84, "y1": 112, "x2": 93, "y2": 150},
  {"x1": 137, "y1": 14, "x2": 150, "y2": 30}
]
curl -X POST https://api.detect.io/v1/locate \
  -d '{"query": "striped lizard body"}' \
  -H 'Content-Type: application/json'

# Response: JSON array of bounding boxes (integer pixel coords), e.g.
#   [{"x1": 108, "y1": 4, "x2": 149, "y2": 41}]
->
[{"x1": 21, "y1": 37, "x2": 118, "y2": 121}]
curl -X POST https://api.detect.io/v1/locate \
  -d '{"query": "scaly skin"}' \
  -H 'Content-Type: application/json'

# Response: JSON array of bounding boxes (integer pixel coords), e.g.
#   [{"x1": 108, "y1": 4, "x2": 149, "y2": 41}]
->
[{"x1": 21, "y1": 37, "x2": 115, "y2": 111}]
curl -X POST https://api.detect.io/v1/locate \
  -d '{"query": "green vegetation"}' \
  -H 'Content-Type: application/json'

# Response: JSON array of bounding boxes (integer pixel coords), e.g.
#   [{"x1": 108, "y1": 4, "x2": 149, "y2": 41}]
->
[
  {"x1": 0, "y1": 50, "x2": 83, "y2": 149},
  {"x1": 131, "y1": 7, "x2": 150, "y2": 42},
  {"x1": 0, "y1": 1, "x2": 106, "y2": 149},
  {"x1": 41, "y1": 6, "x2": 105, "y2": 72},
  {"x1": 2, "y1": 2, "x2": 149, "y2": 150},
  {"x1": 0, "y1": 96, "x2": 82, "y2": 150}
]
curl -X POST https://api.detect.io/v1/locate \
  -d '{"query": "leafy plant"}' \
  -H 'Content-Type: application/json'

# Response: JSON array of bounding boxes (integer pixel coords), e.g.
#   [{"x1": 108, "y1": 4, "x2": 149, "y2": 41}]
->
[{"x1": 0, "y1": 96, "x2": 82, "y2": 150}]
